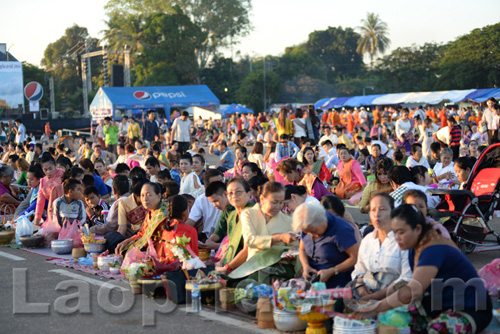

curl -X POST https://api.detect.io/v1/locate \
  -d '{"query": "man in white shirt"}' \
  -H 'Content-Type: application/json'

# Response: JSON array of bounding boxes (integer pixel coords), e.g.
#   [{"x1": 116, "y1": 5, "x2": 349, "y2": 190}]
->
[
  {"x1": 171, "y1": 111, "x2": 192, "y2": 155},
  {"x1": 318, "y1": 126, "x2": 338, "y2": 145},
  {"x1": 185, "y1": 170, "x2": 224, "y2": 241},
  {"x1": 14, "y1": 119, "x2": 26, "y2": 144},
  {"x1": 413, "y1": 106, "x2": 426, "y2": 123},
  {"x1": 482, "y1": 98, "x2": 497, "y2": 144},
  {"x1": 118, "y1": 116, "x2": 130, "y2": 143}
]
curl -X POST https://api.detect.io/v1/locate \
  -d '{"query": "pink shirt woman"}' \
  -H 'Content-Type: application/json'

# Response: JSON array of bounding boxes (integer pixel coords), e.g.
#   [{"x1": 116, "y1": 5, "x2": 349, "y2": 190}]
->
[{"x1": 34, "y1": 156, "x2": 64, "y2": 225}]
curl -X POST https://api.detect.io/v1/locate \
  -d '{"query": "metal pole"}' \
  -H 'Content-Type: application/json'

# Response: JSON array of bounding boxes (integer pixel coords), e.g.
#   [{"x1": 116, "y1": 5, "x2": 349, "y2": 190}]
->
[
  {"x1": 82, "y1": 58, "x2": 89, "y2": 113},
  {"x1": 102, "y1": 45, "x2": 109, "y2": 87},
  {"x1": 85, "y1": 39, "x2": 92, "y2": 92},
  {"x1": 263, "y1": 56, "x2": 266, "y2": 111},
  {"x1": 124, "y1": 45, "x2": 131, "y2": 87},
  {"x1": 49, "y1": 78, "x2": 55, "y2": 114}
]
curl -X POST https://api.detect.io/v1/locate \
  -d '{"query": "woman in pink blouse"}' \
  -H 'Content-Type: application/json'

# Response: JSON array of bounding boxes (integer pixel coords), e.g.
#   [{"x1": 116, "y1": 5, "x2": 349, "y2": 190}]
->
[
  {"x1": 334, "y1": 146, "x2": 367, "y2": 199},
  {"x1": 34, "y1": 153, "x2": 64, "y2": 226}
]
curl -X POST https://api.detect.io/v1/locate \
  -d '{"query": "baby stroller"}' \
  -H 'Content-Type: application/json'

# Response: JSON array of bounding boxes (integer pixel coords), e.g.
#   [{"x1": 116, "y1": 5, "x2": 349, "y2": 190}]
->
[{"x1": 428, "y1": 143, "x2": 500, "y2": 254}]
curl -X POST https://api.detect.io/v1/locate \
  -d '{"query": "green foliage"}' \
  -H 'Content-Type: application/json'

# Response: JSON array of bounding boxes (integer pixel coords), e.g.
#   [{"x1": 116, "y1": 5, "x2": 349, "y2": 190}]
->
[
  {"x1": 104, "y1": 0, "x2": 252, "y2": 69},
  {"x1": 356, "y1": 12, "x2": 391, "y2": 66},
  {"x1": 305, "y1": 26, "x2": 364, "y2": 82},
  {"x1": 275, "y1": 45, "x2": 327, "y2": 82},
  {"x1": 133, "y1": 11, "x2": 205, "y2": 86},
  {"x1": 200, "y1": 56, "x2": 241, "y2": 104},
  {"x1": 371, "y1": 43, "x2": 445, "y2": 93},
  {"x1": 438, "y1": 22, "x2": 500, "y2": 89},
  {"x1": 236, "y1": 70, "x2": 282, "y2": 113},
  {"x1": 42, "y1": 24, "x2": 102, "y2": 111}
]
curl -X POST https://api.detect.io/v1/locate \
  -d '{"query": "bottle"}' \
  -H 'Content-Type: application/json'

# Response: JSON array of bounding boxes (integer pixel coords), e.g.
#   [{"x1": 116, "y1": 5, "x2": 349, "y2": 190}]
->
[{"x1": 191, "y1": 284, "x2": 201, "y2": 312}]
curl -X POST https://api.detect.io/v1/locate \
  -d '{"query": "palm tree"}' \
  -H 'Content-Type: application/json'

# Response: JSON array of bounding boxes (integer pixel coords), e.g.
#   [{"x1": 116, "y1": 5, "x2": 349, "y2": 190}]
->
[{"x1": 356, "y1": 13, "x2": 391, "y2": 68}]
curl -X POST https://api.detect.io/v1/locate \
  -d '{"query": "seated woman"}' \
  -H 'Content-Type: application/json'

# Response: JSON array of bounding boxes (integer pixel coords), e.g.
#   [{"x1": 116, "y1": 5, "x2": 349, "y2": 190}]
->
[
  {"x1": 453, "y1": 156, "x2": 474, "y2": 189},
  {"x1": 405, "y1": 143, "x2": 430, "y2": 169},
  {"x1": 293, "y1": 202, "x2": 359, "y2": 288},
  {"x1": 351, "y1": 193, "x2": 412, "y2": 300},
  {"x1": 215, "y1": 177, "x2": 254, "y2": 274},
  {"x1": 335, "y1": 146, "x2": 367, "y2": 199},
  {"x1": 0, "y1": 165, "x2": 21, "y2": 209},
  {"x1": 410, "y1": 165, "x2": 433, "y2": 187},
  {"x1": 241, "y1": 162, "x2": 265, "y2": 182},
  {"x1": 299, "y1": 147, "x2": 332, "y2": 183},
  {"x1": 356, "y1": 204, "x2": 492, "y2": 334},
  {"x1": 237, "y1": 182, "x2": 298, "y2": 282},
  {"x1": 358, "y1": 157, "x2": 394, "y2": 214},
  {"x1": 283, "y1": 184, "x2": 320, "y2": 214},
  {"x1": 276, "y1": 158, "x2": 332, "y2": 201},
  {"x1": 402, "y1": 190, "x2": 451, "y2": 239},
  {"x1": 233, "y1": 146, "x2": 250, "y2": 177},
  {"x1": 116, "y1": 186, "x2": 198, "y2": 265},
  {"x1": 15, "y1": 157, "x2": 30, "y2": 186},
  {"x1": 34, "y1": 153, "x2": 65, "y2": 226},
  {"x1": 14, "y1": 164, "x2": 45, "y2": 219},
  {"x1": 433, "y1": 147, "x2": 457, "y2": 184},
  {"x1": 247, "y1": 174, "x2": 268, "y2": 203},
  {"x1": 321, "y1": 195, "x2": 362, "y2": 242}
]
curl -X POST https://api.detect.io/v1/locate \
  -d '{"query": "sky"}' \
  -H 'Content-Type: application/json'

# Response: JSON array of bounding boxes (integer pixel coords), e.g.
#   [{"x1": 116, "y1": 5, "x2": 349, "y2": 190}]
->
[{"x1": 1, "y1": 0, "x2": 499, "y2": 67}]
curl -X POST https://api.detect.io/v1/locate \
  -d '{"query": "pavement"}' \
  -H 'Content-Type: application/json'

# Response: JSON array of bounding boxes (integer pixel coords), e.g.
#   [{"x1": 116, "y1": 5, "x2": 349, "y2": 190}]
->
[{"x1": 0, "y1": 246, "x2": 270, "y2": 334}]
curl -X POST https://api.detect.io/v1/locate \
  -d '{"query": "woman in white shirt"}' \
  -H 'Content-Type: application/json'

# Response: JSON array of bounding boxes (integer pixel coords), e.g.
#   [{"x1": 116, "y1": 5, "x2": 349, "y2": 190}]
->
[
  {"x1": 292, "y1": 109, "x2": 307, "y2": 146},
  {"x1": 351, "y1": 193, "x2": 412, "y2": 300},
  {"x1": 248, "y1": 142, "x2": 265, "y2": 171},
  {"x1": 283, "y1": 184, "x2": 320, "y2": 213},
  {"x1": 395, "y1": 109, "x2": 415, "y2": 155},
  {"x1": 179, "y1": 154, "x2": 204, "y2": 198},
  {"x1": 405, "y1": 143, "x2": 430, "y2": 169},
  {"x1": 433, "y1": 147, "x2": 457, "y2": 183}
]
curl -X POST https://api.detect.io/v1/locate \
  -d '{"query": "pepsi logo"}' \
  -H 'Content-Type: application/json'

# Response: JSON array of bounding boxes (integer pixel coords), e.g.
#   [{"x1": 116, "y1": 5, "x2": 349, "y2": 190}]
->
[
  {"x1": 24, "y1": 82, "x2": 44, "y2": 101},
  {"x1": 134, "y1": 91, "x2": 151, "y2": 100}
]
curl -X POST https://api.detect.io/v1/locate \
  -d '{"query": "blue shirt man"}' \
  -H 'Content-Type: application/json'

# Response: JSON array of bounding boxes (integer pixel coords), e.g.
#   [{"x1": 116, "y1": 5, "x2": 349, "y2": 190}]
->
[
  {"x1": 209, "y1": 140, "x2": 234, "y2": 172},
  {"x1": 142, "y1": 111, "x2": 159, "y2": 143}
]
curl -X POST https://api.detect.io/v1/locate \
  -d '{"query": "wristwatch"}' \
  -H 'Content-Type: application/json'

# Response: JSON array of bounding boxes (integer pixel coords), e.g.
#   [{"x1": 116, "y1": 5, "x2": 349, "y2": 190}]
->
[{"x1": 333, "y1": 267, "x2": 339, "y2": 276}]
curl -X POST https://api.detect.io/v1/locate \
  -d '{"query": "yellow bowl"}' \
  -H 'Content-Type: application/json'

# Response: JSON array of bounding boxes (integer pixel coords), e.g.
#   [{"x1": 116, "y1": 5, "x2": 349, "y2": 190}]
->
[{"x1": 297, "y1": 302, "x2": 335, "y2": 323}]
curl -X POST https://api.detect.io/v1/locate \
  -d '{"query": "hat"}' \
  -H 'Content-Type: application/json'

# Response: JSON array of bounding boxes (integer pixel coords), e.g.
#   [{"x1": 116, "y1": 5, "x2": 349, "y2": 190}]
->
[{"x1": 360, "y1": 106, "x2": 366, "y2": 110}]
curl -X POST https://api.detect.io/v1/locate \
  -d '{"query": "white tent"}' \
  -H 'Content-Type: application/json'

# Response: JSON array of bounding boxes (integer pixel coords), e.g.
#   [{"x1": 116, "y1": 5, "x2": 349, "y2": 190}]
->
[{"x1": 192, "y1": 106, "x2": 221, "y2": 120}]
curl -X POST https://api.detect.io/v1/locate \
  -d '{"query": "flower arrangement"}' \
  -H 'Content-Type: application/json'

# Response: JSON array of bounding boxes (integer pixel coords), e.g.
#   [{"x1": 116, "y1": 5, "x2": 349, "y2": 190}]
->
[
  {"x1": 123, "y1": 262, "x2": 155, "y2": 280},
  {"x1": 164, "y1": 235, "x2": 206, "y2": 270}
]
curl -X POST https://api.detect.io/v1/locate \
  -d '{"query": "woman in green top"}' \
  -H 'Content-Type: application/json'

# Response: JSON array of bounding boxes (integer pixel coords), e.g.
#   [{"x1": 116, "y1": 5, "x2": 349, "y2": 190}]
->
[
  {"x1": 15, "y1": 157, "x2": 30, "y2": 186},
  {"x1": 358, "y1": 157, "x2": 393, "y2": 214},
  {"x1": 216, "y1": 177, "x2": 252, "y2": 274}
]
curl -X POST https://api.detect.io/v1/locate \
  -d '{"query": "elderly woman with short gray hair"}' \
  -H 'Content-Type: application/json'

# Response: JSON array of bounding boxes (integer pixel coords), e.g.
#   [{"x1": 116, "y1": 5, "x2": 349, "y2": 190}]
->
[
  {"x1": 0, "y1": 165, "x2": 21, "y2": 209},
  {"x1": 292, "y1": 202, "x2": 359, "y2": 288}
]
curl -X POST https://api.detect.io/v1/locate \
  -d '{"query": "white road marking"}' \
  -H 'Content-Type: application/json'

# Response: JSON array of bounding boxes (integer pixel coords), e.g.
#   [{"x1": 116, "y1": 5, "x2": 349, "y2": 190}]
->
[
  {"x1": 48, "y1": 269, "x2": 127, "y2": 291},
  {"x1": 0, "y1": 250, "x2": 26, "y2": 261},
  {"x1": 197, "y1": 310, "x2": 274, "y2": 334}
]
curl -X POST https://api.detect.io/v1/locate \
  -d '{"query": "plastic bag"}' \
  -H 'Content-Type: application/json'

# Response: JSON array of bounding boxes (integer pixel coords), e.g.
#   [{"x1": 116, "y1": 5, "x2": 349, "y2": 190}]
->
[
  {"x1": 478, "y1": 258, "x2": 500, "y2": 296},
  {"x1": 58, "y1": 219, "x2": 83, "y2": 248},
  {"x1": 43, "y1": 212, "x2": 61, "y2": 234},
  {"x1": 121, "y1": 246, "x2": 149, "y2": 271},
  {"x1": 15, "y1": 216, "x2": 34, "y2": 245}
]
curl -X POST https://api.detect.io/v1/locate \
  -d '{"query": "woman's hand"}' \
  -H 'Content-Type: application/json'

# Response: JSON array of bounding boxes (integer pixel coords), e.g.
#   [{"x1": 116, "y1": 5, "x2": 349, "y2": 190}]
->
[
  {"x1": 318, "y1": 267, "x2": 335, "y2": 283},
  {"x1": 215, "y1": 266, "x2": 228, "y2": 274},
  {"x1": 354, "y1": 301, "x2": 382, "y2": 320},
  {"x1": 280, "y1": 232, "x2": 297, "y2": 245},
  {"x1": 302, "y1": 265, "x2": 318, "y2": 280},
  {"x1": 115, "y1": 238, "x2": 132, "y2": 254}
]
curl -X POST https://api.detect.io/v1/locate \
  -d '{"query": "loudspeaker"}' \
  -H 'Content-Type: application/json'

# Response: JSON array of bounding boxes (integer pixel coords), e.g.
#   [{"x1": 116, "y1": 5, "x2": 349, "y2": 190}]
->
[
  {"x1": 111, "y1": 65, "x2": 124, "y2": 87},
  {"x1": 40, "y1": 108, "x2": 49, "y2": 120}
]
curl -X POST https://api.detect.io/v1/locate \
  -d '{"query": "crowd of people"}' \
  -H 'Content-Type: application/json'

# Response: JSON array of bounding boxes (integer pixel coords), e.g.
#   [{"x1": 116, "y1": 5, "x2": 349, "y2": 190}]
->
[{"x1": 2, "y1": 98, "x2": 498, "y2": 333}]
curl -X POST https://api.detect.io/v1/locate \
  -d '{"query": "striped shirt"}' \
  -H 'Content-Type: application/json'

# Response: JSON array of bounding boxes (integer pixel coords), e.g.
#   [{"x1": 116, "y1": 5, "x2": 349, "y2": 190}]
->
[
  {"x1": 53, "y1": 197, "x2": 86, "y2": 227},
  {"x1": 450, "y1": 125, "x2": 461, "y2": 146}
]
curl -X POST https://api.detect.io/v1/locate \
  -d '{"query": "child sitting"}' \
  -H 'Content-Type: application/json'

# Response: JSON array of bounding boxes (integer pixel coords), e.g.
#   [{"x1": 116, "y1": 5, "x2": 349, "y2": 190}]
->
[
  {"x1": 169, "y1": 160, "x2": 181, "y2": 184},
  {"x1": 53, "y1": 179, "x2": 86, "y2": 227},
  {"x1": 83, "y1": 186, "x2": 110, "y2": 227}
]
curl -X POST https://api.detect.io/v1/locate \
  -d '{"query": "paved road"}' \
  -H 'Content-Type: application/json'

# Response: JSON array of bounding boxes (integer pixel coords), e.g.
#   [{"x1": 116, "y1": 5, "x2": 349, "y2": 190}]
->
[{"x1": 0, "y1": 247, "x2": 271, "y2": 334}]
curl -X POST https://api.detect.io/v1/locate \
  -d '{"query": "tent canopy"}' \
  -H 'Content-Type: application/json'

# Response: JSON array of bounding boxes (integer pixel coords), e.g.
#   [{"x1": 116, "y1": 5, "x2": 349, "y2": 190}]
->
[
  {"x1": 220, "y1": 103, "x2": 253, "y2": 118},
  {"x1": 90, "y1": 85, "x2": 219, "y2": 121}
]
